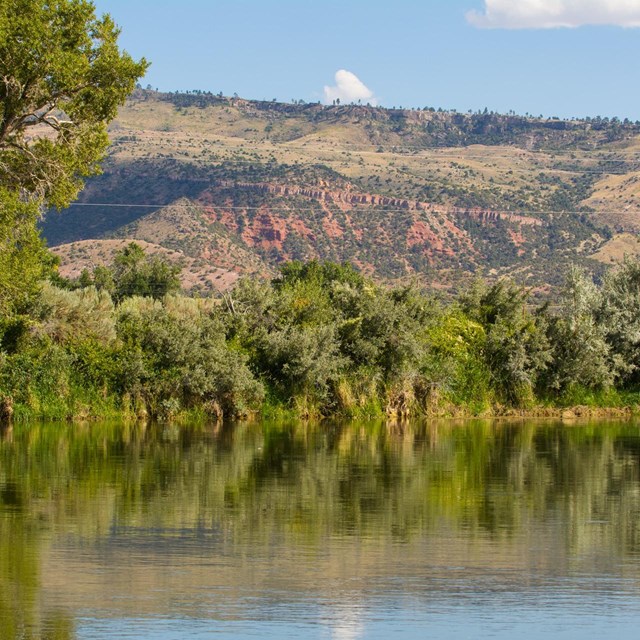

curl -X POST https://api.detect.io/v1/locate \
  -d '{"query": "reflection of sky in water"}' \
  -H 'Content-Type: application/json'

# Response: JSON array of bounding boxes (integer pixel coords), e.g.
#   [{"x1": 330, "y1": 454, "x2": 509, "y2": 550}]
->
[
  {"x1": 327, "y1": 602, "x2": 365, "y2": 640},
  {"x1": 76, "y1": 601, "x2": 640, "y2": 640},
  {"x1": 5, "y1": 420, "x2": 640, "y2": 639},
  {"x1": 73, "y1": 573, "x2": 640, "y2": 639}
]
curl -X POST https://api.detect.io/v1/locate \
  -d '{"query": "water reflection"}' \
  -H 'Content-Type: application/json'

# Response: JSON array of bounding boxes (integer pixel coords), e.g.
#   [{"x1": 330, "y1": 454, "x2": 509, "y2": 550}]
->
[{"x1": 1, "y1": 419, "x2": 640, "y2": 639}]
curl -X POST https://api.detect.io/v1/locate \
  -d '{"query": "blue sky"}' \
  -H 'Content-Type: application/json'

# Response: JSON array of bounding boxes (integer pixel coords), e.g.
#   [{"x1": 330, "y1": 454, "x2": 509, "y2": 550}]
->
[{"x1": 94, "y1": 0, "x2": 640, "y2": 120}]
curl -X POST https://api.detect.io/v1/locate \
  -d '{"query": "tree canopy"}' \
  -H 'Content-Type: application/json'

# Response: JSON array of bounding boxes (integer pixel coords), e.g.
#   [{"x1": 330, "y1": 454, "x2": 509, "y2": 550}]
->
[
  {"x1": 80, "y1": 242, "x2": 182, "y2": 302},
  {"x1": 0, "y1": 0, "x2": 148, "y2": 208},
  {"x1": 0, "y1": 0, "x2": 147, "y2": 320}
]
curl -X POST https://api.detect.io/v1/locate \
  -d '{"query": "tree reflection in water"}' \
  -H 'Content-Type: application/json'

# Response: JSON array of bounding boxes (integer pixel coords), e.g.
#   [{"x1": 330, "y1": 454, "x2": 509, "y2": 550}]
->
[{"x1": 1, "y1": 419, "x2": 640, "y2": 638}]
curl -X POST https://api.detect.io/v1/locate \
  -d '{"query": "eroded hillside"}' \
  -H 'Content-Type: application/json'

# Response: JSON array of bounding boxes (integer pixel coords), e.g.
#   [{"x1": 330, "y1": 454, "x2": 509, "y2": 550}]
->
[{"x1": 43, "y1": 90, "x2": 640, "y2": 292}]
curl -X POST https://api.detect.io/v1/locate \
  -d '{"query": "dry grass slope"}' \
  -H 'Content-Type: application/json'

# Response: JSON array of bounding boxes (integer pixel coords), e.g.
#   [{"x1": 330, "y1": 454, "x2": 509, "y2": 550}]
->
[
  {"x1": 42, "y1": 90, "x2": 640, "y2": 291},
  {"x1": 52, "y1": 237, "x2": 241, "y2": 293}
]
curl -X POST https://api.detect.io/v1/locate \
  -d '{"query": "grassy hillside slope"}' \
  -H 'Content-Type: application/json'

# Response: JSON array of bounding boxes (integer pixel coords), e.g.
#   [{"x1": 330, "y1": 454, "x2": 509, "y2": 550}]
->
[{"x1": 43, "y1": 90, "x2": 640, "y2": 292}]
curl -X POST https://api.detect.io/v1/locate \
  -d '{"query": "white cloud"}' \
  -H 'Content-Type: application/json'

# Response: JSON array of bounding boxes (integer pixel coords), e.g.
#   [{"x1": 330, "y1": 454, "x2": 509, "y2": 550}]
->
[
  {"x1": 467, "y1": 0, "x2": 640, "y2": 29},
  {"x1": 323, "y1": 70, "x2": 377, "y2": 106}
]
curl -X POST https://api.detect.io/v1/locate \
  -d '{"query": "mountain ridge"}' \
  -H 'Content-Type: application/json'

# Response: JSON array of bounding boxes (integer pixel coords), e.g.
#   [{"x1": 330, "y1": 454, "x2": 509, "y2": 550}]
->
[{"x1": 43, "y1": 89, "x2": 640, "y2": 293}]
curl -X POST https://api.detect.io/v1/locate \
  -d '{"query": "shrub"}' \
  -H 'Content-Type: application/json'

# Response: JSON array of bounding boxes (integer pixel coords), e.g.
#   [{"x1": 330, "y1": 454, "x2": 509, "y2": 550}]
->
[{"x1": 116, "y1": 296, "x2": 263, "y2": 418}]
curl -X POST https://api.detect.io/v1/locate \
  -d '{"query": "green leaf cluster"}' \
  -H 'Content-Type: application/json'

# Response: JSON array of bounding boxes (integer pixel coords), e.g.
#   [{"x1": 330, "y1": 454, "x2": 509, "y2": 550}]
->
[
  {"x1": 0, "y1": 0, "x2": 147, "y2": 323},
  {"x1": 78, "y1": 241, "x2": 182, "y2": 302},
  {"x1": 0, "y1": 0, "x2": 148, "y2": 207}
]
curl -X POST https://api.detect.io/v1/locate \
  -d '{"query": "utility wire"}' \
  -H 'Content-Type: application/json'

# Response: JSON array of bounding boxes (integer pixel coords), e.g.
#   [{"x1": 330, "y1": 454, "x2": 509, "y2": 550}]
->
[
  {"x1": 62, "y1": 202, "x2": 636, "y2": 216},
  {"x1": 116, "y1": 134, "x2": 640, "y2": 155},
  {"x1": 114, "y1": 157, "x2": 640, "y2": 174}
]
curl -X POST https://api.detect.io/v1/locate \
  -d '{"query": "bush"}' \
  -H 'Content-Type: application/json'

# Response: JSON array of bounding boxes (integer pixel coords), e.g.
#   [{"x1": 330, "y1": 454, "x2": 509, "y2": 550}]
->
[
  {"x1": 116, "y1": 296, "x2": 263, "y2": 418},
  {"x1": 541, "y1": 267, "x2": 616, "y2": 393},
  {"x1": 33, "y1": 283, "x2": 116, "y2": 345},
  {"x1": 460, "y1": 280, "x2": 550, "y2": 406}
]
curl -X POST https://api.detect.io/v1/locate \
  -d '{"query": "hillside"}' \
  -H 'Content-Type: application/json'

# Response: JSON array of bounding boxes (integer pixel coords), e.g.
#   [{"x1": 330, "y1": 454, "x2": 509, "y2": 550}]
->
[
  {"x1": 50, "y1": 237, "x2": 241, "y2": 293},
  {"x1": 43, "y1": 90, "x2": 640, "y2": 292}
]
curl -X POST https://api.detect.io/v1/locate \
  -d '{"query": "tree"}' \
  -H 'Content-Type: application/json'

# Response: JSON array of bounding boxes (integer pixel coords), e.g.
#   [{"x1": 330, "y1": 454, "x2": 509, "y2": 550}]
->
[
  {"x1": 116, "y1": 296, "x2": 264, "y2": 419},
  {"x1": 81, "y1": 242, "x2": 181, "y2": 303},
  {"x1": 0, "y1": 0, "x2": 148, "y2": 322},
  {"x1": 0, "y1": 187, "x2": 51, "y2": 316},
  {"x1": 540, "y1": 266, "x2": 616, "y2": 394},
  {"x1": 599, "y1": 257, "x2": 640, "y2": 384},
  {"x1": 0, "y1": 0, "x2": 148, "y2": 207},
  {"x1": 460, "y1": 280, "x2": 550, "y2": 406},
  {"x1": 111, "y1": 242, "x2": 181, "y2": 302}
]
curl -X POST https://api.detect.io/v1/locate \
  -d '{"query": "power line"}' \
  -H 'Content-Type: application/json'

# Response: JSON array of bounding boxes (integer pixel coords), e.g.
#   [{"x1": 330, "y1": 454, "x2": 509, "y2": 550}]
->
[
  {"x1": 114, "y1": 133, "x2": 640, "y2": 155},
  {"x1": 61, "y1": 202, "x2": 637, "y2": 216},
  {"x1": 112, "y1": 156, "x2": 640, "y2": 174}
]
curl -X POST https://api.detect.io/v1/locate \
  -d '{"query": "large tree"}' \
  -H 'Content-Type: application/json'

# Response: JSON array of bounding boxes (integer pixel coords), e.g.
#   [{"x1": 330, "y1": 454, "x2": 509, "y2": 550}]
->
[{"x1": 0, "y1": 0, "x2": 147, "y2": 318}]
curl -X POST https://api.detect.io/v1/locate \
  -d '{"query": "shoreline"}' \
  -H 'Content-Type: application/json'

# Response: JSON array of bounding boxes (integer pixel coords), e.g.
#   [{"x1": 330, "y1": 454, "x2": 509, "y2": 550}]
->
[
  {"x1": 455, "y1": 405, "x2": 636, "y2": 420},
  {"x1": 2, "y1": 401, "x2": 638, "y2": 425}
]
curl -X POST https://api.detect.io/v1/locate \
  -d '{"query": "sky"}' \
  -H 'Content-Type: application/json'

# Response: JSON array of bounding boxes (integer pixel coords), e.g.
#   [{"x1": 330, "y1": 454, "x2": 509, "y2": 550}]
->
[{"x1": 93, "y1": 0, "x2": 640, "y2": 120}]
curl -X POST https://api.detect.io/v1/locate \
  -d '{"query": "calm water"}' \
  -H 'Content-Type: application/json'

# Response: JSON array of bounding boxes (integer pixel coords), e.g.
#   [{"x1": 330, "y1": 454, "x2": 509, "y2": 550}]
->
[{"x1": 2, "y1": 419, "x2": 640, "y2": 639}]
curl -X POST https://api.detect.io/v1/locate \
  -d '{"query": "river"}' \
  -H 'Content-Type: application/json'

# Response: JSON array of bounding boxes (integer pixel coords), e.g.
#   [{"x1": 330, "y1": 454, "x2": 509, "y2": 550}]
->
[{"x1": 1, "y1": 419, "x2": 640, "y2": 638}]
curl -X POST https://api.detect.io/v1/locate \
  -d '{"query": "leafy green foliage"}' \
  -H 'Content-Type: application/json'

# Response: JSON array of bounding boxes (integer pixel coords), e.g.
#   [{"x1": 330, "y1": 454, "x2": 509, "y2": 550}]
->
[
  {"x1": 0, "y1": 188, "x2": 52, "y2": 320},
  {"x1": 422, "y1": 310, "x2": 489, "y2": 409},
  {"x1": 115, "y1": 296, "x2": 263, "y2": 418},
  {"x1": 541, "y1": 267, "x2": 616, "y2": 393},
  {"x1": 34, "y1": 282, "x2": 116, "y2": 345},
  {"x1": 0, "y1": 0, "x2": 147, "y2": 345},
  {"x1": 226, "y1": 261, "x2": 440, "y2": 415},
  {"x1": 69, "y1": 242, "x2": 182, "y2": 302},
  {"x1": 460, "y1": 280, "x2": 550, "y2": 406},
  {"x1": 4, "y1": 255, "x2": 640, "y2": 420},
  {"x1": 110, "y1": 242, "x2": 181, "y2": 302},
  {"x1": 0, "y1": 0, "x2": 148, "y2": 208},
  {"x1": 600, "y1": 258, "x2": 640, "y2": 385}
]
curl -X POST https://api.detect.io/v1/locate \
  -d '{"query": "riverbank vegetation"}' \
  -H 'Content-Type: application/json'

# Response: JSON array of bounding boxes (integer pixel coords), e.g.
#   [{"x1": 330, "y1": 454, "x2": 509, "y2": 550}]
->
[
  {"x1": 2, "y1": 245, "x2": 640, "y2": 422},
  {"x1": 1, "y1": 2, "x2": 639, "y2": 424}
]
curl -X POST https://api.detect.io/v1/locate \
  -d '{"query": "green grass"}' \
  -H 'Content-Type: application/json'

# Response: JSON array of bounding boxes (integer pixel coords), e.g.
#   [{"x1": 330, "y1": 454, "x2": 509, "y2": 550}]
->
[{"x1": 549, "y1": 385, "x2": 640, "y2": 410}]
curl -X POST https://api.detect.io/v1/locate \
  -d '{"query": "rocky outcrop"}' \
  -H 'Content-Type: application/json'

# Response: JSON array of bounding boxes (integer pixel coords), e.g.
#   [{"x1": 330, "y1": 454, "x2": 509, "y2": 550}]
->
[
  {"x1": 215, "y1": 181, "x2": 542, "y2": 227},
  {"x1": 195, "y1": 180, "x2": 544, "y2": 269}
]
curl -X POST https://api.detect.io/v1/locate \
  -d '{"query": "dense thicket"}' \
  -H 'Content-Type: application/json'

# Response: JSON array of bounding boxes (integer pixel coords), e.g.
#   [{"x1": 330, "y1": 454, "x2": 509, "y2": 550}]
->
[
  {"x1": 1, "y1": 245, "x2": 639, "y2": 422},
  {"x1": 0, "y1": 0, "x2": 147, "y2": 329}
]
